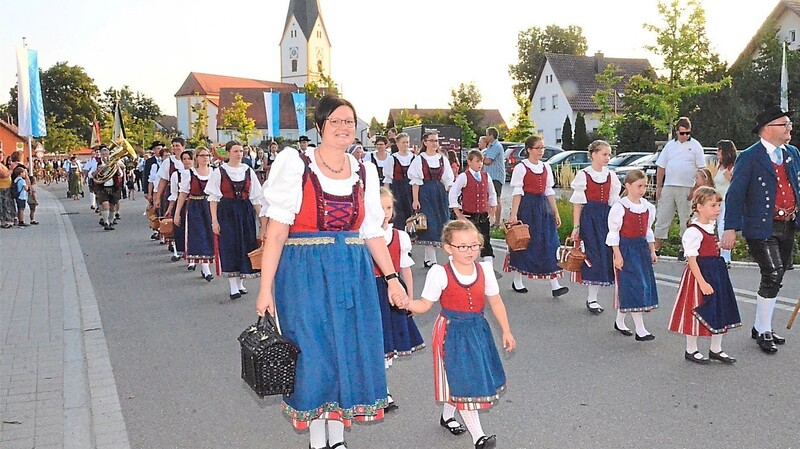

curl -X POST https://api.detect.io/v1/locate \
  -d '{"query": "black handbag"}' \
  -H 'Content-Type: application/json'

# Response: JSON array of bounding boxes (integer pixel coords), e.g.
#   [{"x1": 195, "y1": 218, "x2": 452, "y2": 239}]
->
[{"x1": 238, "y1": 314, "x2": 301, "y2": 398}]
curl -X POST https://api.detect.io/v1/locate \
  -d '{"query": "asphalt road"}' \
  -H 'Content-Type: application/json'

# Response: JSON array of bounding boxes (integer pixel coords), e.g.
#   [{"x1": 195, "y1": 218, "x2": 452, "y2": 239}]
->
[{"x1": 53, "y1": 185, "x2": 800, "y2": 449}]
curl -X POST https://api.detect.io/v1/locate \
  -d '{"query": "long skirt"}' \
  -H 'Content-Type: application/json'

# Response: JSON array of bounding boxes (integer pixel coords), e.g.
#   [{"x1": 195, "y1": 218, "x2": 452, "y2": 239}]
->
[
  {"x1": 0, "y1": 188, "x2": 16, "y2": 222},
  {"x1": 614, "y1": 236, "x2": 658, "y2": 312},
  {"x1": 414, "y1": 180, "x2": 449, "y2": 246},
  {"x1": 504, "y1": 193, "x2": 562, "y2": 279},
  {"x1": 174, "y1": 206, "x2": 187, "y2": 255},
  {"x1": 572, "y1": 201, "x2": 614, "y2": 285},
  {"x1": 184, "y1": 199, "x2": 215, "y2": 264},
  {"x1": 374, "y1": 277, "x2": 425, "y2": 360},
  {"x1": 275, "y1": 231, "x2": 387, "y2": 430},
  {"x1": 215, "y1": 198, "x2": 259, "y2": 278},
  {"x1": 68, "y1": 171, "x2": 83, "y2": 197},
  {"x1": 390, "y1": 178, "x2": 414, "y2": 231},
  {"x1": 668, "y1": 255, "x2": 741, "y2": 335},
  {"x1": 432, "y1": 309, "x2": 506, "y2": 411}
]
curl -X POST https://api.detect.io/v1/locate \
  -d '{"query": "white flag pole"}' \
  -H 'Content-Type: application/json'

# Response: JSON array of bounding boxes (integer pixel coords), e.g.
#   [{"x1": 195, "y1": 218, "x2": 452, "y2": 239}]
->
[{"x1": 781, "y1": 42, "x2": 789, "y2": 111}]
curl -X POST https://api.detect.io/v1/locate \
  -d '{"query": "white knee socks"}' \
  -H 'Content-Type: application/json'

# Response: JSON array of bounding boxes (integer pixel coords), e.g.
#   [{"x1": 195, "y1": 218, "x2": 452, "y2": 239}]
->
[
  {"x1": 754, "y1": 295, "x2": 777, "y2": 334},
  {"x1": 424, "y1": 246, "x2": 437, "y2": 264},
  {"x1": 237, "y1": 278, "x2": 245, "y2": 291},
  {"x1": 615, "y1": 310, "x2": 629, "y2": 330},
  {"x1": 228, "y1": 278, "x2": 239, "y2": 295},
  {"x1": 710, "y1": 334, "x2": 724, "y2": 353},
  {"x1": 101, "y1": 209, "x2": 110, "y2": 225},
  {"x1": 549, "y1": 278, "x2": 562, "y2": 290},
  {"x1": 685, "y1": 335, "x2": 698, "y2": 353},
  {"x1": 513, "y1": 272, "x2": 525, "y2": 289},
  {"x1": 327, "y1": 420, "x2": 344, "y2": 446},
  {"x1": 442, "y1": 402, "x2": 456, "y2": 421},
  {"x1": 309, "y1": 419, "x2": 326, "y2": 449},
  {"x1": 459, "y1": 409, "x2": 485, "y2": 444},
  {"x1": 201, "y1": 263, "x2": 211, "y2": 276},
  {"x1": 631, "y1": 312, "x2": 649, "y2": 337}
]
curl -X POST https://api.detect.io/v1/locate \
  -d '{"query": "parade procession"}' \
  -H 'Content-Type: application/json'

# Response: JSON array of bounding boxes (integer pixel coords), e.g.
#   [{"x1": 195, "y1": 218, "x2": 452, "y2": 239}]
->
[{"x1": 3, "y1": 1, "x2": 800, "y2": 448}]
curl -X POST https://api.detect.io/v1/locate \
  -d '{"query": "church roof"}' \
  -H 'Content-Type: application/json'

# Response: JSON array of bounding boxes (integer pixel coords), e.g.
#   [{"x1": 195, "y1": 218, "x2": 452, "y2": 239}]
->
[
  {"x1": 543, "y1": 53, "x2": 651, "y2": 112},
  {"x1": 284, "y1": 0, "x2": 325, "y2": 40},
  {"x1": 174, "y1": 72, "x2": 297, "y2": 97},
  {"x1": 386, "y1": 108, "x2": 506, "y2": 130},
  {"x1": 216, "y1": 87, "x2": 305, "y2": 131}
]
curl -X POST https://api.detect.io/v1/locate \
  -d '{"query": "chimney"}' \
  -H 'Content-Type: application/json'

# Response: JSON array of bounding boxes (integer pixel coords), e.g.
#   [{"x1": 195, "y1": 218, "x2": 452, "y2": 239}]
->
[{"x1": 594, "y1": 51, "x2": 605, "y2": 73}]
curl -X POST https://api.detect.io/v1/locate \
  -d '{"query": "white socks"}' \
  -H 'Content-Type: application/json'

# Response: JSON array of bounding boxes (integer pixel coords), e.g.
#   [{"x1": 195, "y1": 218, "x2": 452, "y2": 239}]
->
[
  {"x1": 615, "y1": 311, "x2": 629, "y2": 330},
  {"x1": 228, "y1": 278, "x2": 239, "y2": 295},
  {"x1": 685, "y1": 335, "x2": 698, "y2": 353},
  {"x1": 442, "y1": 402, "x2": 456, "y2": 421},
  {"x1": 687, "y1": 334, "x2": 725, "y2": 354},
  {"x1": 90, "y1": 192, "x2": 96, "y2": 206},
  {"x1": 237, "y1": 278, "x2": 245, "y2": 291},
  {"x1": 710, "y1": 334, "x2": 723, "y2": 353},
  {"x1": 549, "y1": 279, "x2": 562, "y2": 290},
  {"x1": 754, "y1": 295, "x2": 777, "y2": 334},
  {"x1": 424, "y1": 246, "x2": 437, "y2": 264},
  {"x1": 327, "y1": 420, "x2": 344, "y2": 446},
  {"x1": 587, "y1": 285, "x2": 600, "y2": 303},
  {"x1": 309, "y1": 419, "x2": 326, "y2": 449},
  {"x1": 513, "y1": 272, "x2": 525, "y2": 289},
  {"x1": 459, "y1": 409, "x2": 485, "y2": 444},
  {"x1": 631, "y1": 312, "x2": 649, "y2": 337},
  {"x1": 201, "y1": 263, "x2": 211, "y2": 276},
  {"x1": 173, "y1": 244, "x2": 179, "y2": 257}
]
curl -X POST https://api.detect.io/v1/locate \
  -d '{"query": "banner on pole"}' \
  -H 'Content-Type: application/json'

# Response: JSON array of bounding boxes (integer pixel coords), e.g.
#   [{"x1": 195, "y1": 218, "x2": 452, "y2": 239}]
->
[
  {"x1": 270, "y1": 92, "x2": 281, "y2": 138},
  {"x1": 15, "y1": 46, "x2": 46, "y2": 138},
  {"x1": 263, "y1": 92, "x2": 274, "y2": 139},
  {"x1": 292, "y1": 92, "x2": 307, "y2": 135}
]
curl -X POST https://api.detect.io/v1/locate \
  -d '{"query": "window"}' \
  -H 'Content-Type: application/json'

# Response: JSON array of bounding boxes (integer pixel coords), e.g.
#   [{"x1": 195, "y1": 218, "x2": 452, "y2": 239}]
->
[
  {"x1": 552, "y1": 95, "x2": 559, "y2": 109},
  {"x1": 540, "y1": 97, "x2": 546, "y2": 111},
  {"x1": 792, "y1": 30, "x2": 797, "y2": 43},
  {"x1": 317, "y1": 30, "x2": 322, "y2": 38},
  {"x1": 290, "y1": 30, "x2": 297, "y2": 38},
  {"x1": 555, "y1": 128, "x2": 562, "y2": 144},
  {"x1": 291, "y1": 60, "x2": 297, "y2": 72}
]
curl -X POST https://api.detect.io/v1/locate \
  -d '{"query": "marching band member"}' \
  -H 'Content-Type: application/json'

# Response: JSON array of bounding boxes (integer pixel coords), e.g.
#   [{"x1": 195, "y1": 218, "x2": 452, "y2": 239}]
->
[
  {"x1": 175, "y1": 147, "x2": 215, "y2": 281},
  {"x1": 89, "y1": 146, "x2": 125, "y2": 231},
  {"x1": 82, "y1": 147, "x2": 102, "y2": 211}
]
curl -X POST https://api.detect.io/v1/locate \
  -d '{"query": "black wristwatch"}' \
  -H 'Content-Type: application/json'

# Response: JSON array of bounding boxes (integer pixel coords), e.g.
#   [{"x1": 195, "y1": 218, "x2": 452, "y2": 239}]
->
[{"x1": 384, "y1": 272, "x2": 399, "y2": 282}]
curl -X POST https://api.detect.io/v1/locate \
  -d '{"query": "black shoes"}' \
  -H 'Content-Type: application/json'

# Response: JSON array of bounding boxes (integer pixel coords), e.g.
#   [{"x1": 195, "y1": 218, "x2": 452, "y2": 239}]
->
[
  {"x1": 439, "y1": 415, "x2": 467, "y2": 435},
  {"x1": 614, "y1": 322, "x2": 633, "y2": 336},
  {"x1": 170, "y1": 255, "x2": 181, "y2": 262},
  {"x1": 230, "y1": 292, "x2": 242, "y2": 300},
  {"x1": 635, "y1": 333, "x2": 655, "y2": 342},
  {"x1": 384, "y1": 394, "x2": 398, "y2": 412},
  {"x1": 187, "y1": 264, "x2": 196, "y2": 271},
  {"x1": 423, "y1": 261, "x2": 434, "y2": 268},
  {"x1": 709, "y1": 350, "x2": 736, "y2": 364},
  {"x1": 677, "y1": 250, "x2": 686, "y2": 262},
  {"x1": 103, "y1": 225, "x2": 115, "y2": 231},
  {"x1": 684, "y1": 351, "x2": 709, "y2": 364},
  {"x1": 586, "y1": 301, "x2": 604, "y2": 314},
  {"x1": 475, "y1": 435, "x2": 497, "y2": 448},
  {"x1": 552, "y1": 286, "x2": 569, "y2": 297},
  {"x1": 756, "y1": 331, "x2": 778, "y2": 354},
  {"x1": 239, "y1": 288, "x2": 248, "y2": 295},
  {"x1": 203, "y1": 274, "x2": 214, "y2": 282},
  {"x1": 751, "y1": 327, "x2": 785, "y2": 345},
  {"x1": 511, "y1": 284, "x2": 528, "y2": 293},
  {"x1": 329, "y1": 442, "x2": 347, "y2": 449},
  {"x1": 150, "y1": 232, "x2": 159, "y2": 240}
]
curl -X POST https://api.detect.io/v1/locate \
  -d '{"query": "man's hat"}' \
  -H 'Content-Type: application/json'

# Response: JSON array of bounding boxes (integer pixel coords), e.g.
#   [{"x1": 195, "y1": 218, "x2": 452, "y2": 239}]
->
[
  {"x1": 149, "y1": 140, "x2": 165, "y2": 150},
  {"x1": 753, "y1": 105, "x2": 794, "y2": 134},
  {"x1": 298, "y1": 135, "x2": 310, "y2": 142}
]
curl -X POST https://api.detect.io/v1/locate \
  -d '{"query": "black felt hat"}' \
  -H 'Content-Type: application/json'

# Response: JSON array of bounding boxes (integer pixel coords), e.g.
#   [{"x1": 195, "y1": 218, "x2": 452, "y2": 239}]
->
[
  {"x1": 298, "y1": 135, "x2": 311, "y2": 142},
  {"x1": 753, "y1": 105, "x2": 794, "y2": 134},
  {"x1": 149, "y1": 140, "x2": 165, "y2": 150}
]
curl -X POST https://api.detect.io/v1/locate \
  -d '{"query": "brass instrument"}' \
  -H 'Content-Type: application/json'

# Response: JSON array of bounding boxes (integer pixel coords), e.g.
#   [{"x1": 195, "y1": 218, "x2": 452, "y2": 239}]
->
[{"x1": 93, "y1": 139, "x2": 137, "y2": 184}]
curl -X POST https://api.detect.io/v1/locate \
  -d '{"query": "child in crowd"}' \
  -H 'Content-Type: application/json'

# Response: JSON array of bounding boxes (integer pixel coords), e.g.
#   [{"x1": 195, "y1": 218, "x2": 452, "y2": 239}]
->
[
  {"x1": 505, "y1": 135, "x2": 568, "y2": 297},
  {"x1": 687, "y1": 168, "x2": 715, "y2": 200},
  {"x1": 606, "y1": 169, "x2": 659, "y2": 341},
  {"x1": 12, "y1": 166, "x2": 29, "y2": 227},
  {"x1": 375, "y1": 188, "x2": 424, "y2": 411},
  {"x1": 668, "y1": 187, "x2": 741, "y2": 363},
  {"x1": 569, "y1": 140, "x2": 621, "y2": 314},
  {"x1": 449, "y1": 150, "x2": 498, "y2": 266},
  {"x1": 27, "y1": 175, "x2": 39, "y2": 225},
  {"x1": 405, "y1": 220, "x2": 515, "y2": 449}
]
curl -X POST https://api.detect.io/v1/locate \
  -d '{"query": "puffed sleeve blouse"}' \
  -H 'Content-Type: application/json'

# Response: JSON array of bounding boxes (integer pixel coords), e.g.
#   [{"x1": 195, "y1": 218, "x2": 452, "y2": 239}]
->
[
  {"x1": 407, "y1": 152, "x2": 454, "y2": 188},
  {"x1": 510, "y1": 159, "x2": 555, "y2": 196},
  {"x1": 204, "y1": 163, "x2": 262, "y2": 205},
  {"x1": 605, "y1": 197, "x2": 656, "y2": 246},
  {"x1": 569, "y1": 166, "x2": 622, "y2": 205}
]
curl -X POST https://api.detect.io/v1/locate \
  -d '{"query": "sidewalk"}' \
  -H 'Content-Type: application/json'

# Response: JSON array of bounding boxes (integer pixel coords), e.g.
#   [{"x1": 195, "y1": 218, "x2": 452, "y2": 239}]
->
[{"x1": 1, "y1": 189, "x2": 130, "y2": 449}]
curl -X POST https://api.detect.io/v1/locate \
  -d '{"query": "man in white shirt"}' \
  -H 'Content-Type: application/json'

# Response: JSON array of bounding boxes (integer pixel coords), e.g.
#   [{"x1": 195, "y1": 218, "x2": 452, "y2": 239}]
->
[{"x1": 654, "y1": 116, "x2": 706, "y2": 258}]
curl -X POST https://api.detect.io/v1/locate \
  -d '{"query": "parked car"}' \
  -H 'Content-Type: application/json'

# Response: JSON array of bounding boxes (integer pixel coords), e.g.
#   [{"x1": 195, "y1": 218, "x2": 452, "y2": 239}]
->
[
  {"x1": 504, "y1": 145, "x2": 564, "y2": 181},
  {"x1": 547, "y1": 151, "x2": 592, "y2": 186},
  {"x1": 608, "y1": 152, "x2": 654, "y2": 171},
  {"x1": 615, "y1": 151, "x2": 719, "y2": 199}
]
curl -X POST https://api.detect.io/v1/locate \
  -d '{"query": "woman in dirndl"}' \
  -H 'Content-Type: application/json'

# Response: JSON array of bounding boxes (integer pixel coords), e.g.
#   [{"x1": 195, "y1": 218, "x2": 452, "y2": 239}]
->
[
  {"x1": 408, "y1": 132, "x2": 455, "y2": 267},
  {"x1": 257, "y1": 95, "x2": 409, "y2": 449},
  {"x1": 205, "y1": 141, "x2": 262, "y2": 300},
  {"x1": 505, "y1": 135, "x2": 569, "y2": 297},
  {"x1": 569, "y1": 140, "x2": 621, "y2": 314},
  {"x1": 668, "y1": 187, "x2": 740, "y2": 364},
  {"x1": 174, "y1": 146, "x2": 215, "y2": 282},
  {"x1": 166, "y1": 150, "x2": 193, "y2": 263},
  {"x1": 383, "y1": 132, "x2": 416, "y2": 231}
]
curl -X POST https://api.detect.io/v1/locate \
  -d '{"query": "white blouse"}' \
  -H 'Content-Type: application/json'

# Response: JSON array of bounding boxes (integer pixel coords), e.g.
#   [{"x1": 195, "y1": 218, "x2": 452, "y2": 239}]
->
[
  {"x1": 178, "y1": 168, "x2": 212, "y2": 194},
  {"x1": 407, "y1": 152, "x2": 454, "y2": 188},
  {"x1": 204, "y1": 163, "x2": 263, "y2": 205},
  {"x1": 569, "y1": 167, "x2": 622, "y2": 206},
  {"x1": 263, "y1": 148, "x2": 384, "y2": 239},
  {"x1": 259, "y1": 180, "x2": 270, "y2": 218},
  {"x1": 448, "y1": 170, "x2": 499, "y2": 209},
  {"x1": 382, "y1": 153, "x2": 416, "y2": 185},
  {"x1": 384, "y1": 226, "x2": 414, "y2": 268},
  {"x1": 168, "y1": 169, "x2": 189, "y2": 201},
  {"x1": 365, "y1": 151, "x2": 392, "y2": 175},
  {"x1": 682, "y1": 219, "x2": 716, "y2": 257},
  {"x1": 713, "y1": 166, "x2": 732, "y2": 198},
  {"x1": 148, "y1": 160, "x2": 161, "y2": 186},
  {"x1": 510, "y1": 159, "x2": 555, "y2": 196},
  {"x1": 157, "y1": 155, "x2": 181, "y2": 182},
  {"x1": 606, "y1": 197, "x2": 656, "y2": 246},
  {"x1": 420, "y1": 261, "x2": 500, "y2": 302}
]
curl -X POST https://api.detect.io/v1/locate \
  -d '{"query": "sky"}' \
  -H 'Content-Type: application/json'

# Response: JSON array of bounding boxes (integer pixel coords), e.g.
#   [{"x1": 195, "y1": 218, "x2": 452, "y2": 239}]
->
[{"x1": 0, "y1": 0, "x2": 781, "y2": 127}]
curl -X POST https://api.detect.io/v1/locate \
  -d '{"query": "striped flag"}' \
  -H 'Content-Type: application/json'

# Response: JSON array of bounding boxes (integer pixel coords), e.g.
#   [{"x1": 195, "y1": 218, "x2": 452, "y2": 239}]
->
[
  {"x1": 15, "y1": 46, "x2": 47, "y2": 138},
  {"x1": 781, "y1": 42, "x2": 789, "y2": 111},
  {"x1": 292, "y1": 92, "x2": 306, "y2": 135},
  {"x1": 90, "y1": 121, "x2": 102, "y2": 147},
  {"x1": 112, "y1": 101, "x2": 126, "y2": 143},
  {"x1": 264, "y1": 91, "x2": 280, "y2": 139}
]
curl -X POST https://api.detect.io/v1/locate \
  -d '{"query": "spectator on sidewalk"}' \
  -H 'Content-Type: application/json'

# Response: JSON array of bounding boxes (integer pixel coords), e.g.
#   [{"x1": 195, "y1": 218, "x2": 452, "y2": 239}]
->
[
  {"x1": 0, "y1": 151, "x2": 15, "y2": 229},
  {"x1": 654, "y1": 116, "x2": 706, "y2": 259},
  {"x1": 27, "y1": 175, "x2": 39, "y2": 225},
  {"x1": 483, "y1": 127, "x2": 505, "y2": 226},
  {"x1": 12, "y1": 166, "x2": 29, "y2": 227}
]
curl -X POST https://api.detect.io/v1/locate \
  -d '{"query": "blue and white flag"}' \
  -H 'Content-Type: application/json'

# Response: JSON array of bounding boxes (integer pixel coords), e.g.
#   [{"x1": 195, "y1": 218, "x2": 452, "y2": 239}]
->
[
  {"x1": 781, "y1": 42, "x2": 789, "y2": 111},
  {"x1": 263, "y1": 91, "x2": 281, "y2": 139},
  {"x1": 15, "y1": 47, "x2": 47, "y2": 138},
  {"x1": 292, "y1": 92, "x2": 306, "y2": 135}
]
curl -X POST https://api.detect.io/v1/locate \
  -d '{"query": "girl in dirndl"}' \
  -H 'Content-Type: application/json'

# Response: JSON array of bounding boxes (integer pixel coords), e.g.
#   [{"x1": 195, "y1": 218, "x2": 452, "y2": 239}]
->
[
  {"x1": 376, "y1": 187, "x2": 425, "y2": 411},
  {"x1": 383, "y1": 132, "x2": 416, "y2": 232},
  {"x1": 405, "y1": 220, "x2": 515, "y2": 449},
  {"x1": 606, "y1": 169, "x2": 659, "y2": 341},
  {"x1": 166, "y1": 150, "x2": 193, "y2": 264},
  {"x1": 409, "y1": 131, "x2": 455, "y2": 267},
  {"x1": 174, "y1": 147, "x2": 215, "y2": 282},
  {"x1": 668, "y1": 187, "x2": 741, "y2": 364},
  {"x1": 505, "y1": 135, "x2": 569, "y2": 297},
  {"x1": 205, "y1": 141, "x2": 262, "y2": 300},
  {"x1": 257, "y1": 96, "x2": 409, "y2": 449},
  {"x1": 569, "y1": 140, "x2": 621, "y2": 314}
]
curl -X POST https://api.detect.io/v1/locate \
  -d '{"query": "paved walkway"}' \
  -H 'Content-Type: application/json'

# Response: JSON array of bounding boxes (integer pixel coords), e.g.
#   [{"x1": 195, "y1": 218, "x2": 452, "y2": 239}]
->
[{"x1": 0, "y1": 189, "x2": 130, "y2": 449}]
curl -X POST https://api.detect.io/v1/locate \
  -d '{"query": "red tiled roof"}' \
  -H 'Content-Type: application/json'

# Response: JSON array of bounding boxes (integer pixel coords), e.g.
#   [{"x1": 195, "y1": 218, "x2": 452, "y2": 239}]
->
[
  {"x1": 0, "y1": 119, "x2": 24, "y2": 139},
  {"x1": 215, "y1": 87, "x2": 306, "y2": 131},
  {"x1": 175, "y1": 72, "x2": 298, "y2": 97},
  {"x1": 386, "y1": 108, "x2": 506, "y2": 130}
]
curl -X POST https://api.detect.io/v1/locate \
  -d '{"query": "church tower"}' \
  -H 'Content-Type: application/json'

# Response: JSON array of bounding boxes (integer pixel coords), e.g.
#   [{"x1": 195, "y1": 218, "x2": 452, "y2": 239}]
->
[{"x1": 280, "y1": 0, "x2": 331, "y2": 86}]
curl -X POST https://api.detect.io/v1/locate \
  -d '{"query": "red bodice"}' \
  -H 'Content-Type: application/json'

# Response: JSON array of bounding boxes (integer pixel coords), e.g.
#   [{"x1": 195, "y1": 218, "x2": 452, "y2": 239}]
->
[
  {"x1": 461, "y1": 171, "x2": 489, "y2": 213},
  {"x1": 422, "y1": 155, "x2": 444, "y2": 181},
  {"x1": 440, "y1": 262, "x2": 485, "y2": 313},
  {"x1": 585, "y1": 170, "x2": 611, "y2": 203},
  {"x1": 373, "y1": 228, "x2": 402, "y2": 276},
  {"x1": 289, "y1": 153, "x2": 366, "y2": 233},
  {"x1": 619, "y1": 206, "x2": 650, "y2": 239},
  {"x1": 219, "y1": 167, "x2": 252, "y2": 200},
  {"x1": 189, "y1": 170, "x2": 208, "y2": 196},
  {"x1": 522, "y1": 164, "x2": 547, "y2": 194},
  {"x1": 773, "y1": 162, "x2": 797, "y2": 220},
  {"x1": 391, "y1": 154, "x2": 414, "y2": 181},
  {"x1": 692, "y1": 224, "x2": 720, "y2": 257}
]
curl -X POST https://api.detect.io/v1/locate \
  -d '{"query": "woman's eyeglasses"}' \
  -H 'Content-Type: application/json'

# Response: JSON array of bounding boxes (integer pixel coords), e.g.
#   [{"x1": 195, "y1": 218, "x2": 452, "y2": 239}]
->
[{"x1": 448, "y1": 243, "x2": 482, "y2": 252}]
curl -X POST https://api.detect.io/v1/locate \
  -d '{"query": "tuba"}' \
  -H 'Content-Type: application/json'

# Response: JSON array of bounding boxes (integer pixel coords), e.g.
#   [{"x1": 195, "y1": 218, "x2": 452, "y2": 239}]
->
[{"x1": 93, "y1": 139, "x2": 137, "y2": 184}]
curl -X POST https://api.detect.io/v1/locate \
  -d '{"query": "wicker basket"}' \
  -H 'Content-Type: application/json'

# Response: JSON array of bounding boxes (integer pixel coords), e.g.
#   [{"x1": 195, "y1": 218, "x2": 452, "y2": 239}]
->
[
  {"x1": 145, "y1": 204, "x2": 157, "y2": 220},
  {"x1": 557, "y1": 237, "x2": 587, "y2": 272},
  {"x1": 239, "y1": 315, "x2": 301, "y2": 398},
  {"x1": 248, "y1": 239, "x2": 265, "y2": 270},
  {"x1": 149, "y1": 215, "x2": 161, "y2": 231},
  {"x1": 405, "y1": 212, "x2": 428, "y2": 234},
  {"x1": 504, "y1": 221, "x2": 531, "y2": 251},
  {"x1": 159, "y1": 218, "x2": 174, "y2": 238}
]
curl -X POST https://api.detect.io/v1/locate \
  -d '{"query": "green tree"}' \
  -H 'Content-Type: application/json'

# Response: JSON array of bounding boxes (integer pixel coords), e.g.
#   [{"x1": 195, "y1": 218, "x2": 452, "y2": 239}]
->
[
  {"x1": 616, "y1": 114, "x2": 657, "y2": 151},
  {"x1": 393, "y1": 109, "x2": 421, "y2": 131},
  {"x1": 100, "y1": 86, "x2": 160, "y2": 121},
  {"x1": 573, "y1": 113, "x2": 590, "y2": 150},
  {"x1": 419, "y1": 110, "x2": 449, "y2": 125},
  {"x1": 368, "y1": 117, "x2": 386, "y2": 136},
  {"x1": 220, "y1": 93, "x2": 259, "y2": 144},
  {"x1": 591, "y1": 65, "x2": 625, "y2": 143},
  {"x1": 509, "y1": 25, "x2": 588, "y2": 104},
  {"x1": 40, "y1": 120, "x2": 84, "y2": 154},
  {"x1": 448, "y1": 82, "x2": 483, "y2": 147},
  {"x1": 561, "y1": 116, "x2": 574, "y2": 149},
  {"x1": 505, "y1": 94, "x2": 534, "y2": 143}
]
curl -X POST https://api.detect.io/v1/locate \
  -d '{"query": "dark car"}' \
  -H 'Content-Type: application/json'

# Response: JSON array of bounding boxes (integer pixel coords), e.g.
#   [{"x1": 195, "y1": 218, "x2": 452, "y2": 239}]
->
[
  {"x1": 546, "y1": 151, "x2": 591, "y2": 186},
  {"x1": 608, "y1": 152, "x2": 654, "y2": 171},
  {"x1": 505, "y1": 145, "x2": 564, "y2": 181}
]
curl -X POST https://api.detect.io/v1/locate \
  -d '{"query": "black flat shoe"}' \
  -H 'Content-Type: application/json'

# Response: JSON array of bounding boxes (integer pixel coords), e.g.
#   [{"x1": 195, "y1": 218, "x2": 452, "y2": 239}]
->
[
  {"x1": 757, "y1": 332, "x2": 778, "y2": 354},
  {"x1": 614, "y1": 322, "x2": 633, "y2": 336},
  {"x1": 511, "y1": 284, "x2": 528, "y2": 293},
  {"x1": 170, "y1": 255, "x2": 181, "y2": 262},
  {"x1": 150, "y1": 232, "x2": 159, "y2": 240},
  {"x1": 439, "y1": 415, "x2": 467, "y2": 435},
  {"x1": 635, "y1": 333, "x2": 655, "y2": 342},
  {"x1": 709, "y1": 350, "x2": 736, "y2": 364},
  {"x1": 239, "y1": 288, "x2": 248, "y2": 295},
  {"x1": 684, "y1": 350, "x2": 709, "y2": 364},
  {"x1": 103, "y1": 225, "x2": 115, "y2": 231},
  {"x1": 230, "y1": 292, "x2": 242, "y2": 300},
  {"x1": 187, "y1": 264, "x2": 196, "y2": 271},
  {"x1": 329, "y1": 442, "x2": 347, "y2": 449},
  {"x1": 384, "y1": 394, "x2": 398, "y2": 412},
  {"x1": 751, "y1": 327, "x2": 785, "y2": 345},
  {"x1": 203, "y1": 274, "x2": 214, "y2": 282},
  {"x1": 552, "y1": 286, "x2": 569, "y2": 297},
  {"x1": 475, "y1": 434, "x2": 497, "y2": 449},
  {"x1": 586, "y1": 301, "x2": 604, "y2": 314},
  {"x1": 424, "y1": 261, "x2": 434, "y2": 268}
]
